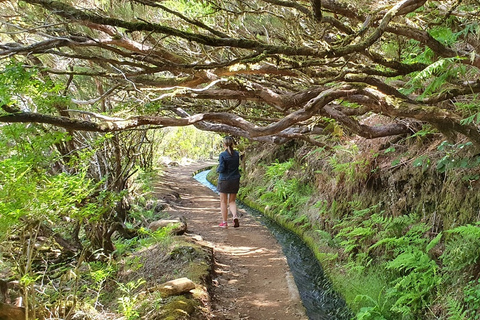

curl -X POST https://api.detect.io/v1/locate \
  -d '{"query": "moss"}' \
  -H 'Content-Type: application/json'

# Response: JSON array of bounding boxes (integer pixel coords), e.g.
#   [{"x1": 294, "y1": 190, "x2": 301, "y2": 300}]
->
[
  {"x1": 116, "y1": 235, "x2": 213, "y2": 320},
  {"x1": 161, "y1": 296, "x2": 197, "y2": 320},
  {"x1": 214, "y1": 138, "x2": 480, "y2": 318},
  {"x1": 187, "y1": 260, "x2": 211, "y2": 285},
  {"x1": 205, "y1": 167, "x2": 217, "y2": 185}
]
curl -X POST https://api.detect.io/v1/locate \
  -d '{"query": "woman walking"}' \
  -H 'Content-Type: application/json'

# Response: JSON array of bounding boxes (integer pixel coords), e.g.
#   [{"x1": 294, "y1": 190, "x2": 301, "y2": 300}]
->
[{"x1": 216, "y1": 136, "x2": 241, "y2": 228}]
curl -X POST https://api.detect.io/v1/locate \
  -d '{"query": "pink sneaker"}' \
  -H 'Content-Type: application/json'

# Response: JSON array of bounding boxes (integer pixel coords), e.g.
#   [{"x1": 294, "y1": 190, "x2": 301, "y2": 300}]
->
[{"x1": 219, "y1": 222, "x2": 228, "y2": 228}]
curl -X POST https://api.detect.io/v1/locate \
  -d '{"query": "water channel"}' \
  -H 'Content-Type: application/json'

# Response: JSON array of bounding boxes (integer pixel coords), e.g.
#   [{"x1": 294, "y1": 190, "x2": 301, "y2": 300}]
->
[{"x1": 194, "y1": 170, "x2": 353, "y2": 320}]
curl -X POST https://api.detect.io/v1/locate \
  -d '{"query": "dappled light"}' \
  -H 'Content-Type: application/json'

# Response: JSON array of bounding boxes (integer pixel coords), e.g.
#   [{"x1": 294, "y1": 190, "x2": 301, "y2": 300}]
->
[
  {"x1": 2, "y1": 0, "x2": 480, "y2": 319},
  {"x1": 215, "y1": 244, "x2": 275, "y2": 257}
]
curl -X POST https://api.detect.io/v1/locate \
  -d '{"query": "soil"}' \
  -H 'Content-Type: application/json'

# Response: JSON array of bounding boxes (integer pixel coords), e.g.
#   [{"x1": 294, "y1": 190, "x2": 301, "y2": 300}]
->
[{"x1": 154, "y1": 161, "x2": 308, "y2": 320}]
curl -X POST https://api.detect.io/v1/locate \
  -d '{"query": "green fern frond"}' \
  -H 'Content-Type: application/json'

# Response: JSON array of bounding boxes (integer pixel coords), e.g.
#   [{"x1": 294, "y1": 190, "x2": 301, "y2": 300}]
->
[
  {"x1": 460, "y1": 113, "x2": 480, "y2": 125},
  {"x1": 447, "y1": 224, "x2": 480, "y2": 237},
  {"x1": 446, "y1": 298, "x2": 468, "y2": 320},
  {"x1": 413, "y1": 58, "x2": 453, "y2": 82},
  {"x1": 426, "y1": 233, "x2": 442, "y2": 253}
]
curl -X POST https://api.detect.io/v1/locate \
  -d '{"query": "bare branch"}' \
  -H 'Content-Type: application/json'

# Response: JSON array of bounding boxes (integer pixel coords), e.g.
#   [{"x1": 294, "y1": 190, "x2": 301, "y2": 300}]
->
[
  {"x1": 70, "y1": 85, "x2": 120, "y2": 105},
  {"x1": 324, "y1": 105, "x2": 408, "y2": 138}
]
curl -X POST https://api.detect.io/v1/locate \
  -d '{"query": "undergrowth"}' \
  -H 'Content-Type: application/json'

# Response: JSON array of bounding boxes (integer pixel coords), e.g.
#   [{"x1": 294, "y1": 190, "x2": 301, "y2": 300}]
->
[{"x1": 240, "y1": 140, "x2": 480, "y2": 320}]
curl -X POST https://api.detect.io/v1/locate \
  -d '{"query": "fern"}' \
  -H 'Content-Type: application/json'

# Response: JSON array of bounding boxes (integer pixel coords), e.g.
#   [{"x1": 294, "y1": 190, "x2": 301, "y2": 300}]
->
[
  {"x1": 454, "y1": 22, "x2": 479, "y2": 39},
  {"x1": 463, "y1": 279, "x2": 480, "y2": 320},
  {"x1": 333, "y1": 204, "x2": 386, "y2": 260},
  {"x1": 460, "y1": 113, "x2": 480, "y2": 126},
  {"x1": 457, "y1": 94, "x2": 480, "y2": 122},
  {"x1": 426, "y1": 232, "x2": 442, "y2": 252},
  {"x1": 337, "y1": 226, "x2": 376, "y2": 257},
  {"x1": 441, "y1": 223, "x2": 480, "y2": 272},
  {"x1": 264, "y1": 159, "x2": 294, "y2": 179},
  {"x1": 385, "y1": 247, "x2": 441, "y2": 316},
  {"x1": 259, "y1": 160, "x2": 313, "y2": 218},
  {"x1": 448, "y1": 223, "x2": 480, "y2": 237},
  {"x1": 369, "y1": 222, "x2": 430, "y2": 254},
  {"x1": 354, "y1": 289, "x2": 389, "y2": 320},
  {"x1": 446, "y1": 298, "x2": 469, "y2": 320},
  {"x1": 402, "y1": 57, "x2": 465, "y2": 98},
  {"x1": 385, "y1": 214, "x2": 418, "y2": 237},
  {"x1": 430, "y1": 26, "x2": 458, "y2": 46},
  {"x1": 412, "y1": 58, "x2": 453, "y2": 82}
]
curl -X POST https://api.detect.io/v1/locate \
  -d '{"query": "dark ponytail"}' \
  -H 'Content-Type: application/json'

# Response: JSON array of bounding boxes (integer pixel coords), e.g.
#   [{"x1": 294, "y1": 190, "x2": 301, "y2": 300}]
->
[{"x1": 223, "y1": 136, "x2": 235, "y2": 156}]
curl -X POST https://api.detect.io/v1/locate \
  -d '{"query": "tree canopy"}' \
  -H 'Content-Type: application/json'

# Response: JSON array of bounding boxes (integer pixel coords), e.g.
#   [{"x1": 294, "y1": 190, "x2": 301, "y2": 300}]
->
[{"x1": 1, "y1": 0, "x2": 480, "y2": 146}]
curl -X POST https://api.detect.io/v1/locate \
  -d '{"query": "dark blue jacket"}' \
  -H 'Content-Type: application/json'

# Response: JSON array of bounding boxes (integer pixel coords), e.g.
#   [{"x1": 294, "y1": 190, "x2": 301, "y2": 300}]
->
[{"x1": 217, "y1": 150, "x2": 240, "y2": 180}]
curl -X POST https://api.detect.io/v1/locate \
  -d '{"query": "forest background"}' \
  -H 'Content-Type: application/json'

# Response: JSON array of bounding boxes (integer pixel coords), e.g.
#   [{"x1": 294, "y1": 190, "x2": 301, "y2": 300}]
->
[{"x1": 2, "y1": 0, "x2": 480, "y2": 319}]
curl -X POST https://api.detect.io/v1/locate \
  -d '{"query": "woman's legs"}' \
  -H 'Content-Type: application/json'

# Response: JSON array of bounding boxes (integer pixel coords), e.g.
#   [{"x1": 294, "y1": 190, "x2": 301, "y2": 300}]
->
[
  {"x1": 229, "y1": 193, "x2": 240, "y2": 228},
  {"x1": 220, "y1": 192, "x2": 228, "y2": 223},
  {"x1": 219, "y1": 193, "x2": 239, "y2": 227},
  {"x1": 228, "y1": 193, "x2": 237, "y2": 219}
]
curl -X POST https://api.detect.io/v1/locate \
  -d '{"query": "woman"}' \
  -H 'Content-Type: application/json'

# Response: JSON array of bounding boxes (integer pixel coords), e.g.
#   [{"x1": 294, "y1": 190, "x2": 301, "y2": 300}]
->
[{"x1": 216, "y1": 136, "x2": 241, "y2": 228}]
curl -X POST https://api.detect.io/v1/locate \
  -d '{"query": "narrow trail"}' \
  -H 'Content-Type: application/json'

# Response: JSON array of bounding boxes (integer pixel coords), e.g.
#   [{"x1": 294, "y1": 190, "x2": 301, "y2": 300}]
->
[{"x1": 154, "y1": 162, "x2": 308, "y2": 320}]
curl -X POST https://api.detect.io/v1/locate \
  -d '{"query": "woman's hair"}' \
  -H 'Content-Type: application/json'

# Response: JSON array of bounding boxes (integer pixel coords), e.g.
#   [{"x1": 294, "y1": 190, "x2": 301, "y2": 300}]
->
[{"x1": 223, "y1": 136, "x2": 235, "y2": 155}]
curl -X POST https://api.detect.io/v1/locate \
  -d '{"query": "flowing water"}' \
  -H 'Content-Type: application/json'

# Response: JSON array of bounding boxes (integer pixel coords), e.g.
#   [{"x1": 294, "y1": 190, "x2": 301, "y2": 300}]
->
[{"x1": 194, "y1": 170, "x2": 353, "y2": 320}]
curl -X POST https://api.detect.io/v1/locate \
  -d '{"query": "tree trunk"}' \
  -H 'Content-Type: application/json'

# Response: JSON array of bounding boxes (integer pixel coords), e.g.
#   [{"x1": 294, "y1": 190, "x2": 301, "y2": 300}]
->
[{"x1": 0, "y1": 303, "x2": 25, "y2": 320}]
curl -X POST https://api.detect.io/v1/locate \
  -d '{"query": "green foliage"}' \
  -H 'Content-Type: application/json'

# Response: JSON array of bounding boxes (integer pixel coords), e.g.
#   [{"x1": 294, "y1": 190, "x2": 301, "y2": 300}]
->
[
  {"x1": 260, "y1": 177, "x2": 312, "y2": 216},
  {"x1": 430, "y1": 26, "x2": 457, "y2": 46},
  {"x1": 326, "y1": 145, "x2": 373, "y2": 183},
  {"x1": 265, "y1": 158, "x2": 294, "y2": 179},
  {"x1": 462, "y1": 279, "x2": 480, "y2": 320},
  {"x1": 403, "y1": 57, "x2": 466, "y2": 98},
  {"x1": 401, "y1": 42, "x2": 434, "y2": 65},
  {"x1": 83, "y1": 260, "x2": 118, "y2": 307},
  {"x1": 370, "y1": 223, "x2": 430, "y2": 255},
  {"x1": 354, "y1": 290, "x2": 388, "y2": 320},
  {"x1": 446, "y1": 298, "x2": 470, "y2": 320},
  {"x1": 398, "y1": 25, "x2": 466, "y2": 99},
  {"x1": 0, "y1": 62, "x2": 64, "y2": 111},
  {"x1": 240, "y1": 141, "x2": 480, "y2": 320},
  {"x1": 408, "y1": 140, "x2": 480, "y2": 176},
  {"x1": 259, "y1": 159, "x2": 312, "y2": 217},
  {"x1": 164, "y1": 0, "x2": 214, "y2": 18},
  {"x1": 314, "y1": 228, "x2": 335, "y2": 247},
  {"x1": 441, "y1": 223, "x2": 480, "y2": 272},
  {"x1": 333, "y1": 203, "x2": 480, "y2": 319},
  {"x1": 117, "y1": 279, "x2": 146, "y2": 320},
  {"x1": 329, "y1": 156, "x2": 369, "y2": 182},
  {"x1": 445, "y1": 280, "x2": 480, "y2": 320},
  {"x1": 157, "y1": 127, "x2": 222, "y2": 161},
  {"x1": 89, "y1": 261, "x2": 117, "y2": 284},
  {"x1": 0, "y1": 62, "x2": 39, "y2": 105},
  {"x1": 334, "y1": 204, "x2": 383, "y2": 261},
  {"x1": 0, "y1": 131, "x2": 100, "y2": 239},
  {"x1": 411, "y1": 155, "x2": 431, "y2": 170},
  {"x1": 457, "y1": 94, "x2": 480, "y2": 123},
  {"x1": 384, "y1": 246, "x2": 441, "y2": 316},
  {"x1": 114, "y1": 226, "x2": 175, "y2": 256},
  {"x1": 335, "y1": 224, "x2": 375, "y2": 261},
  {"x1": 435, "y1": 141, "x2": 480, "y2": 173},
  {"x1": 408, "y1": 124, "x2": 436, "y2": 140},
  {"x1": 292, "y1": 214, "x2": 311, "y2": 229},
  {"x1": 331, "y1": 203, "x2": 444, "y2": 318},
  {"x1": 460, "y1": 112, "x2": 480, "y2": 126},
  {"x1": 339, "y1": 267, "x2": 392, "y2": 319},
  {"x1": 370, "y1": 227, "x2": 441, "y2": 317}
]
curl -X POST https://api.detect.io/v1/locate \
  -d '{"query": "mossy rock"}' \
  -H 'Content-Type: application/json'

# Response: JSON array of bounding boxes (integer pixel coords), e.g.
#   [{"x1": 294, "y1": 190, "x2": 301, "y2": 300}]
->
[
  {"x1": 170, "y1": 245, "x2": 198, "y2": 261},
  {"x1": 160, "y1": 296, "x2": 197, "y2": 320}
]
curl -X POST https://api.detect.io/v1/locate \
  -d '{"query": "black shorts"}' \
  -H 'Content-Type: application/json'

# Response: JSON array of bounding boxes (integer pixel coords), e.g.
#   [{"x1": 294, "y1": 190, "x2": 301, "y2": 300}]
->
[{"x1": 217, "y1": 178, "x2": 240, "y2": 194}]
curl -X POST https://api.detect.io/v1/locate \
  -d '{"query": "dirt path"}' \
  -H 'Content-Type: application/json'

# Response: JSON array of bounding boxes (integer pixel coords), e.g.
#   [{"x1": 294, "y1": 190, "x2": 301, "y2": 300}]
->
[{"x1": 154, "y1": 162, "x2": 308, "y2": 320}]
